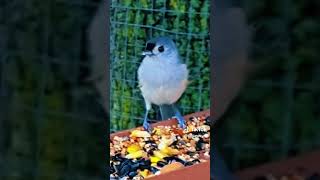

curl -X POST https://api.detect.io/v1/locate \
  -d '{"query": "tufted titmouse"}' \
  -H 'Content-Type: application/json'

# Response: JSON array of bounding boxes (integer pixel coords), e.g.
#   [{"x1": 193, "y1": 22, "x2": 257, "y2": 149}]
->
[{"x1": 137, "y1": 36, "x2": 188, "y2": 131}]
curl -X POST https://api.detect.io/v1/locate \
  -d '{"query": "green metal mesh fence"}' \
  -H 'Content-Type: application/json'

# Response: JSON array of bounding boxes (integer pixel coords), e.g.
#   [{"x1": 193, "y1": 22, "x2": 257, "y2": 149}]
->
[{"x1": 110, "y1": 0, "x2": 211, "y2": 131}]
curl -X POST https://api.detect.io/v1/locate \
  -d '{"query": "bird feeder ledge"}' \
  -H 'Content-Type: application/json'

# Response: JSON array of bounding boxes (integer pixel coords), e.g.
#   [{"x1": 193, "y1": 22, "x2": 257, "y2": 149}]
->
[{"x1": 110, "y1": 110, "x2": 210, "y2": 180}]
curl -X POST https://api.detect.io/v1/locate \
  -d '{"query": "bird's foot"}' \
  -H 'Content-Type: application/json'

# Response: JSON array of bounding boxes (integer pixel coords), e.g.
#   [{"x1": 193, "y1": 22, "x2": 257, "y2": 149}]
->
[
  {"x1": 143, "y1": 117, "x2": 152, "y2": 132},
  {"x1": 174, "y1": 110, "x2": 186, "y2": 129}
]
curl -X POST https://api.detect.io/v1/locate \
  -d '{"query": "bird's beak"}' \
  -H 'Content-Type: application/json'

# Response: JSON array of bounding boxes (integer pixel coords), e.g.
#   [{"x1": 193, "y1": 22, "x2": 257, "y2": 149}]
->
[{"x1": 142, "y1": 51, "x2": 154, "y2": 56}]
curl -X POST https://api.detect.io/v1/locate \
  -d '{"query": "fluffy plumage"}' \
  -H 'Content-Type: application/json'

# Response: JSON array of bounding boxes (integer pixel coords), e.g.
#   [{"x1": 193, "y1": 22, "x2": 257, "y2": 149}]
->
[{"x1": 138, "y1": 36, "x2": 188, "y2": 131}]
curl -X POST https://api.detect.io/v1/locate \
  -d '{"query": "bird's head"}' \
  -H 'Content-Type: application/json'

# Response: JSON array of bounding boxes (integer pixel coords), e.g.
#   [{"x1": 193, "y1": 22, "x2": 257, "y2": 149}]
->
[{"x1": 142, "y1": 36, "x2": 180, "y2": 63}]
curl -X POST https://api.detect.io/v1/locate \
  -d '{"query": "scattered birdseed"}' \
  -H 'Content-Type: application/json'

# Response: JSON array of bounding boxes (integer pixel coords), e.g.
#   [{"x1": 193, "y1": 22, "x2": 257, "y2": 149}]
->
[{"x1": 110, "y1": 115, "x2": 210, "y2": 179}]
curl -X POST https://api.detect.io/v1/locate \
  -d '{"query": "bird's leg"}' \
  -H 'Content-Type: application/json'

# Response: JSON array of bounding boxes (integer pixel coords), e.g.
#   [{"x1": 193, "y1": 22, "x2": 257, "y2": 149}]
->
[
  {"x1": 143, "y1": 99, "x2": 152, "y2": 132},
  {"x1": 143, "y1": 110, "x2": 151, "y2": 132},
  {"x1": 172, "y1": 104, "x2": 186, "y2": 129}
]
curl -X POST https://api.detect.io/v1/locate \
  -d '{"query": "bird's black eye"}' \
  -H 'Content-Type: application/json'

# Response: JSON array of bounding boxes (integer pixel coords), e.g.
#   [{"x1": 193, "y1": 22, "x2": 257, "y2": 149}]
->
[{"x1": 158, "y1": 46, "x2": 164, "y2": 52}]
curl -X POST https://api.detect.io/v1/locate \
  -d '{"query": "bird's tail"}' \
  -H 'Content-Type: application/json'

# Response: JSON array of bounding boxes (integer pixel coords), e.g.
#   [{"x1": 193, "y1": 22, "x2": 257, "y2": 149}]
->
[{"x1": 158, "y1": 104, "x2": 176, "y2": 120}]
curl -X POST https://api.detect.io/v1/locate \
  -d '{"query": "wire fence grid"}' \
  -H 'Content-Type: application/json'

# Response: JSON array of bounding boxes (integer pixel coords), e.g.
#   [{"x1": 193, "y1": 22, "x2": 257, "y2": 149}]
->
[{"x1": 110, "y1": 0, "x2": 211, "y2": 131}]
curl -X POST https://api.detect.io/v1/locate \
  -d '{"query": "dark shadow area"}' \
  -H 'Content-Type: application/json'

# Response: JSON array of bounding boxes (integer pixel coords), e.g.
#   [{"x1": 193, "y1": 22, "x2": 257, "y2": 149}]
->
[
  {"x1": 0, "y1": 0, "x2": 108, "y2": 179},
  {"x1": 213, "y1": 0, "x2": 320, "y2": 179}
]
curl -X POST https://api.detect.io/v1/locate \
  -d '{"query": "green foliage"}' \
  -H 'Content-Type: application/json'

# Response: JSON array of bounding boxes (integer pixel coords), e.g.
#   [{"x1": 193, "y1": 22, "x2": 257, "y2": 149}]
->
[{"x1": 110, "y1": 0, "x2": 210, "y2": 130}]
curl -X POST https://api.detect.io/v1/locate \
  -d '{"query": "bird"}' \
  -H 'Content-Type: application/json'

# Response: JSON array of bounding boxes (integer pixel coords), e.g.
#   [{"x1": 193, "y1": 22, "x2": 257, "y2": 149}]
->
[{"x1": 137, "y1": 36, "x2": 189, "y2": 132}]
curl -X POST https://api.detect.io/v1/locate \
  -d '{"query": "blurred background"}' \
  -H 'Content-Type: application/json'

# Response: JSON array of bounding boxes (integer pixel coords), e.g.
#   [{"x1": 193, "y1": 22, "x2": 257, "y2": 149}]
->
[
  {"x1": 0, "y1": 0, "x2": 106, "y2": 179},
  {"x1": 215, "y1": 0, "x2": 320, "y2": 173},
  {"x1": 109, "y1": 0, "x2": 210, "y2": 131}
]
